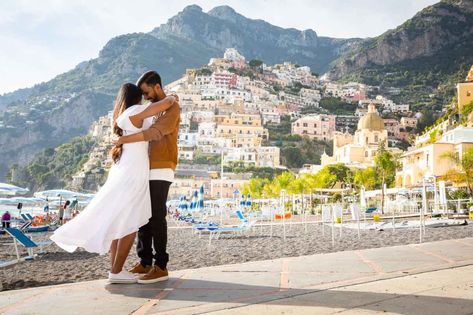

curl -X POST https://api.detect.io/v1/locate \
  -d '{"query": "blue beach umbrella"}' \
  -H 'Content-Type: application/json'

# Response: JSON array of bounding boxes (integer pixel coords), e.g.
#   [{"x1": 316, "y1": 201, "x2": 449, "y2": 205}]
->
[
  {"x1": 240, "y1": 193, "x2": 246, "y2": 207},
  {"x1": 190, "y1": 190, "x2": 199, "y2": 212},
  {"x1": 179, "y1": 196, "x2": 188, "y2": 212},
  {"x1": 246, "y1": 193, "x2": 252, "y2": 207},
  {"x1": 198, "y1": 185, "x2": 205, "y2": 211}
]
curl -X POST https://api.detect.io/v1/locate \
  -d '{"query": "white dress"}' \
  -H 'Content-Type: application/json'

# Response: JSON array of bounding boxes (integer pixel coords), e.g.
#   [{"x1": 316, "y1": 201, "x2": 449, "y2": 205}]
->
[{"x1": 51, "y1": 104, "x2": 153, "y2": 255}]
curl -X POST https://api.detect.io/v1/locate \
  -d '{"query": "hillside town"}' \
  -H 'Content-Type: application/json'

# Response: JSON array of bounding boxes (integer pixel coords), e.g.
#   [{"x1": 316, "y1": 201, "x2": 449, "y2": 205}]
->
[{"x1": 66, "y1": 48, "x2": 443, "y2": 199}]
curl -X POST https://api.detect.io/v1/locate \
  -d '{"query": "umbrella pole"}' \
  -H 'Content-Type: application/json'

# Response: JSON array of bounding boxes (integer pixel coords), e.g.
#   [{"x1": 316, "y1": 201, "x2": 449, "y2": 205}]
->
[
  {"x1": 339, "y1": 206, "x2": 342, "y2": 239},
  {"x1": 357, "y1": 205, "x2": 361, "y2": 240},
  {"x1": 331, "y1": 206, "x2": 335, "y2": 247},
  {"x1": 282, "y1": 205, "x2": 286, "y2": 242}
]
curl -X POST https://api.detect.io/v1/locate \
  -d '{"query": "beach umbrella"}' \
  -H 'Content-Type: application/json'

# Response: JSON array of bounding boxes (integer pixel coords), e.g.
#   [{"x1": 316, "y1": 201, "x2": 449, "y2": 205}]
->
[
  {"x1": 0, "y1": 183, "x2": 29, "y2": 196},
  {"x1": 0, "y1": 197, "x2": 15, "y2": 205},
  {"x1": 9, "y1": 197, "x2": 46, "y2": 204},
  {"x1": 360, "y1": 186, "x2": 366, "y2": 208},
  {"x1": 439, "y1": 180, "x2": 447, "y2": 214},
  {"x1": 34, "y1": 189, "x2": 84, "y2": 199},
  {"x1": 197, "y1": 185, "x2": 205, "y2": 212},
  {"x1": 190, "y1": 190, "x2": 198, "y2": 212},
  {"x1": 246, "y1": 193, "x2": 252, "y2": 208},
  {"x1": 179, "y1": 196, "x2": 188, "y2": 212},
  {"x1": 420, "y1": 180, "x2": 429, "y2": 243},
  {"x1": 239, "y1": 194, "x2": 245, "y2": 207}
]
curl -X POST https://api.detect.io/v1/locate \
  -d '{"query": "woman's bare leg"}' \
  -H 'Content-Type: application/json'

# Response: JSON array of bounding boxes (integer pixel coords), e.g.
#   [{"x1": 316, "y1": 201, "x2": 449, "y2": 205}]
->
[
  {"x1": 110, "y1": 239, "x2": 118, "y2": 270},
  {"x1": 111, "y1": 232, "x2": 136, "y2": 274}
]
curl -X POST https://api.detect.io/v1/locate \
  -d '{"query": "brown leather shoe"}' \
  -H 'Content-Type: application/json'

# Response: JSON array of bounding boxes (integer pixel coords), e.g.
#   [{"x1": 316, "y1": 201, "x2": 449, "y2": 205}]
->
[
  {"x1": 128, "y1": 262, "x2": 152, "y2": 274},
  {"x1": 137, "y1": 266, "x2": 169, "y2": 284}
]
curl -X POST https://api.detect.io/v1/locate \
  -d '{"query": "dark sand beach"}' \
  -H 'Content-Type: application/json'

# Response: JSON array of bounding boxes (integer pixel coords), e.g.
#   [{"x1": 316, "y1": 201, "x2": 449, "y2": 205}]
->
[{"x1": 1, "y1": 219, "x2": 472, "y2": 292}]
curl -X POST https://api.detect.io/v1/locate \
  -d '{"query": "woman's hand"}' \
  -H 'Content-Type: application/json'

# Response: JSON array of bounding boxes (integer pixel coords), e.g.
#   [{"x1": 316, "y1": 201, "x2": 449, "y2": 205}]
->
[{"x1": 111, "y1": 134, "x2": 123, "y2": 146}]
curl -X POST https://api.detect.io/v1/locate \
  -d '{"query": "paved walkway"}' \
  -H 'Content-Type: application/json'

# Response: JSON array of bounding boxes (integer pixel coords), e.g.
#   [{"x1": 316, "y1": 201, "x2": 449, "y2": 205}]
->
[{"x1": 1, "y1": 238, "x2": 473, "y2": 315}]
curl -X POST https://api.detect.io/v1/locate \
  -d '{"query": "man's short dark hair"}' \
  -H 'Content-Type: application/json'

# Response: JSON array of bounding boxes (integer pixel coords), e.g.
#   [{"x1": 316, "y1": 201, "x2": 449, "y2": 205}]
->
[{"x1": 136, "y1": 70, "x2": 162, "y2": 88}]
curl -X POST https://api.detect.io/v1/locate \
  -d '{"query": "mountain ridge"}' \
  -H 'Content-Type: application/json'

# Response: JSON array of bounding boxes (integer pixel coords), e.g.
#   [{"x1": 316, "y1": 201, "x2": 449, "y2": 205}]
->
[{"x1": 1, "y1": 1, "x2": 470, "y2": 179}]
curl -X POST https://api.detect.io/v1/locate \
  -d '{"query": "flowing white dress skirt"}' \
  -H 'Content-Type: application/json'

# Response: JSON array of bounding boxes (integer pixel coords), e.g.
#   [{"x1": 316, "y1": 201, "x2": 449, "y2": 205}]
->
[{"x1": 51, "y1": 104, "x2": 152, "y2": 255}]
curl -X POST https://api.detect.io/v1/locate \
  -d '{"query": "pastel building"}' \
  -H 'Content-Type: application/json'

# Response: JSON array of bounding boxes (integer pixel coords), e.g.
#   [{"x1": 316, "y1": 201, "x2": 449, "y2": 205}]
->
[
  {"x1": 396, "y1": 126, "x2": 473, "y2": 187},
  {"x1": 321, "y1": 104, "x2": 391, "y2": 168},
  {"x1": 457, "y1": 65, "x2": 473, "y2": 111},
  {"x1": 291, "y1": 114, "x2": 336, "y2": 141},
  {"x1": 215, "y1": 113, "x2": 269, "y2": 143}
]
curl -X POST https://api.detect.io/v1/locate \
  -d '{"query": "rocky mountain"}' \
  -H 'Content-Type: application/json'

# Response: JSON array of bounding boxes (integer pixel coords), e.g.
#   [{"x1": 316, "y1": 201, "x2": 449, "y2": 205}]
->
[
  {"x1": 0, "y1": 4, "x2": 358, "y2": 180},
  {"x1": 328, "y1": 0, "x2": 473, "y2": 111},
  {"x1": 3, "y1": 1, "x2": 472, "y2": 180}
]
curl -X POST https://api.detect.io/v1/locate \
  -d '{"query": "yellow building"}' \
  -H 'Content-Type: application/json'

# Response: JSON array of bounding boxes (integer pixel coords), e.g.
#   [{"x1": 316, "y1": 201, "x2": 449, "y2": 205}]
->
[
  {"x1": 457, "y1": 65, "x2": 473, "y2": 110},
  {"x1": 215, "y1": 113, "x2": 269, "y2": 144},
  {"x1": 321, "y1": 103, "x2": 390, "y2": 168},
  {"x1": 396, "y1": 126, "x2": 473, "y2": 187}
]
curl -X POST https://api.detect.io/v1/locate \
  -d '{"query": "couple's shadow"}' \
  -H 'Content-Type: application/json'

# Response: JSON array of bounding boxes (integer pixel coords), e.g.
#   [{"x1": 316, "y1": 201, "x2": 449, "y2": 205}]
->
[{"x1": 104, "y1": 276, "x2": 472, "y2": 314}]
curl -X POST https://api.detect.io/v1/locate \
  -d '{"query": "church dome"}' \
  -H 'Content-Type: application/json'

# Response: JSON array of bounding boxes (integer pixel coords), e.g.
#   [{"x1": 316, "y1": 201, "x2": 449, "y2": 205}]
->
[{"x1": 357, "y1": 103, "x2": 384, "y2": 131}]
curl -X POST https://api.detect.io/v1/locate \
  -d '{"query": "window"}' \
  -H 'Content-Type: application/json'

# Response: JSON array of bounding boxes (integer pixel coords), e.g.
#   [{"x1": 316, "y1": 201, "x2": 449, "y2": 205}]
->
[
  {"x1": 365, "y1": 151, "x2": 368, "y2": 157},
  {"x1": 375, "y1": 135, "x2": 379, "y2": 142},
  {"x1": 303, "y1": 123, "x2": 308, "y2": 127}
]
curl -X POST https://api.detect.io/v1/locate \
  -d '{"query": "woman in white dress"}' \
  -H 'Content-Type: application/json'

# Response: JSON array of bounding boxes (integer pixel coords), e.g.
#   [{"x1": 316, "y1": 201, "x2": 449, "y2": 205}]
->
[
  {"x1": 50, "y1": 83, "x2": 177, "y2": 283},
  {"x1": 62, "y1": 200, "x2": 72, "y2": 224}
]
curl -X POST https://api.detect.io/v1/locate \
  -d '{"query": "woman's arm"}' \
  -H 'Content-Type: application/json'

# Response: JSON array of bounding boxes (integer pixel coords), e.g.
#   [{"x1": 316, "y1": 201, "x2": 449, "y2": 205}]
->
[
  {"x1": 113, "y1": 132, "x2": 145, "y2": 145},
  {"x1": 129, "y1": 95, "x2": 176, "y2": 128},
  {"x1": 112, "y1": 96, "x2": 180, "y2": 145}
]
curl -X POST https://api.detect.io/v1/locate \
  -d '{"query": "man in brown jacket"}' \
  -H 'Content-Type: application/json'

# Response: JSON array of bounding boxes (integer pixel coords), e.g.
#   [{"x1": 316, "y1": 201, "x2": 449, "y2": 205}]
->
[{"x1": 114, "y1": 71, "x2": 179, "y2": 283}]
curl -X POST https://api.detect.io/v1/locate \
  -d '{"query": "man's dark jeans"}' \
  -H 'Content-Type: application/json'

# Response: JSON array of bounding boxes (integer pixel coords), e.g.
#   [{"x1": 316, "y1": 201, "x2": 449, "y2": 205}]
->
[{"x1": 136, "y1": 180, "x2": 171, "y2": 270}]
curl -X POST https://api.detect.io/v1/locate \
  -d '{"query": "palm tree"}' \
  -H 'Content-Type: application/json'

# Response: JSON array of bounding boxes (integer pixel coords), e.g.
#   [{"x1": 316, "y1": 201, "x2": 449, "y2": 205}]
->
[
  {"x1": 374, "y1": 143, "x2": 398, "y2": 214},
  {"x1": 442, "y1": 148, "x2": 473, "y2": 198}
]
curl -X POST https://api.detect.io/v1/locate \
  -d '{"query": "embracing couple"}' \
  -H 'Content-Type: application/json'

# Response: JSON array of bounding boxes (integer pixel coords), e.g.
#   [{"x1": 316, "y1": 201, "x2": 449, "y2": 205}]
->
[{"x1": 51, "y1": 70, "x2": 180, "y2": 284}]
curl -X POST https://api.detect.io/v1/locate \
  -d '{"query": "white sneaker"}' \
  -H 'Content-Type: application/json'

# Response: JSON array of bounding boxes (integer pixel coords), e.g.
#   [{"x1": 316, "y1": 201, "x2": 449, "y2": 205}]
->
[{"x1": 108, "y1": 270, "x2": 137, "y2": 284}]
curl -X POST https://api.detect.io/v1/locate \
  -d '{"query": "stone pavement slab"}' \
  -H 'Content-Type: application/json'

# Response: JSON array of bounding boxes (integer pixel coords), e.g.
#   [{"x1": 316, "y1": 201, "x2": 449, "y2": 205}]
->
[{"x1": 1, "y1": 238, "x2": 472, "y2": 315}]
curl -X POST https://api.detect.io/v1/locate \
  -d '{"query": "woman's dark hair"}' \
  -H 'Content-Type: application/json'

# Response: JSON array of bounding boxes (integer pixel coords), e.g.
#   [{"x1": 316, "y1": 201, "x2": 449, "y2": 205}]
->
[
  {"x1": 110, "y1": 83, "x2": 142, "y2": 163},
  {"x1": 17, "y1": 203, "x2": 23, "y2": 210},
  {"x1": 65, "y1": 200, "x2": 71, "y2": 208},
  {"x1": 136, "y1": 71, "x2": 162, "y2": 88}
]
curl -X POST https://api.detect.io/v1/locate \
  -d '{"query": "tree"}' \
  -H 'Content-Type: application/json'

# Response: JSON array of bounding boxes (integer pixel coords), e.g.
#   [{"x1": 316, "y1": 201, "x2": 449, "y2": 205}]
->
[
  {"x1": 242, "y1": 178, "x2": 270, "y2": 198},
  {"x1": 326, "y1": 164, "x2": 353, "y2": 188},
  {"x1": 273, "y1": 172, "x2": 295, "y2": 190},
  {"x1": 249, "y1": 59, "x2": 263, "y2": 68},
  {"x1": 442, "y1": 148, "x2": 473, "y2": 198},
  {"x1": 288, "y1": 177, "x2": 309, "y2": 213},
  {"x1": 374, "y1": 143, "x2": 399, "y2": 213},
  {"x1": 353, "y1": 167, "x2": 378, "y2": 191}
]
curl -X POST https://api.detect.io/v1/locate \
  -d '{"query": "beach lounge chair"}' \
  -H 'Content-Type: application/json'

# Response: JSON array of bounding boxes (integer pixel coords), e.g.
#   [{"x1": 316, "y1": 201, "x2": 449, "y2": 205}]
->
[
  {"x1": 18, "y1": 221, "x2": 32, "y2": 232},
  {"x1": 4, "y1": 227, "x2": 52, "y2": 261},
  {"x1": 235, "y1": 210, "x2": 257, "y2": 229},
  {"x1": 20, "y1": 213, "x2": 31, "y2": 222},
  {"x1": 205, "y1": 218, "x2": 258, "y2": 246}
]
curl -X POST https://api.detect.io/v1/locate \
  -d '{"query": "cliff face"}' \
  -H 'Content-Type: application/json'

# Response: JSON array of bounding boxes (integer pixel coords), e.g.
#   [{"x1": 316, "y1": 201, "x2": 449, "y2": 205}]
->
[
  {"x1": 329, "y1": 0, "x2": 473, "y2": 79},
  {"x1": 151, "y1": 5, "x2": 357, "y2": 73}
]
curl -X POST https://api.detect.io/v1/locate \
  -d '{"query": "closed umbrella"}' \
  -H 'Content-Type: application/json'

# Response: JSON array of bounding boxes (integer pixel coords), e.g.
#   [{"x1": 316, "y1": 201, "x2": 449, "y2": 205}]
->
[
  {"x1": 190, "y1": 190, "x2": 198, "y2": 212},
  {"x1": 246, "y1": 193, "x2": 252, "y2": 208},
  {"x1": 239, "y1": 194, "x2": 246, "y2": 208},
  {"x1": 198, "y1": 185, "x2": 205, "y2": 211}
]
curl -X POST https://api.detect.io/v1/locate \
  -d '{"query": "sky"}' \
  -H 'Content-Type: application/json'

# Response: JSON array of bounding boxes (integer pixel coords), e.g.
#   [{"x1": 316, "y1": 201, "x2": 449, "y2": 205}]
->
[{"x1": 0, "y1": 0, "x2": 439, "y2": 95}]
